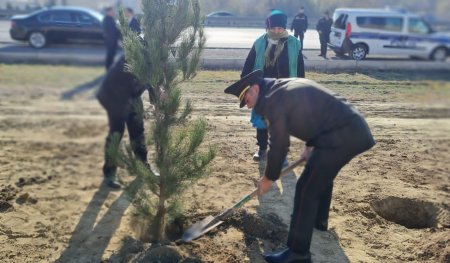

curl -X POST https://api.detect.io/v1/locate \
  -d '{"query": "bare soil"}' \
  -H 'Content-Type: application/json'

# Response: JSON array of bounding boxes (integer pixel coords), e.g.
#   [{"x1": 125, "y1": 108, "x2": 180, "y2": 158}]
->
[{"x1": 0, "y1": 68, "x2": 449, "y2": 263}]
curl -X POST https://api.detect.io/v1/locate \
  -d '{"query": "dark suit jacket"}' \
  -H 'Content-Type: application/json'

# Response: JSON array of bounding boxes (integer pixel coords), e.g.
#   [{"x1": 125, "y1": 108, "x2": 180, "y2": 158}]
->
[
  {"x1": 254, "y1": 78, "x2": 374, "y2": 180},
  {"x1": 102, "y1": 15, "x2": 120, "y2": 44},
  {"x1": 129, "y1": 17, "x2": 141, "y2": 33},
  {"x1": 96, "y1": 56, "x2": 154, "y2": 111},
  {"x1": 291, "y1": 14, "x2": 308, "y2": 35}
]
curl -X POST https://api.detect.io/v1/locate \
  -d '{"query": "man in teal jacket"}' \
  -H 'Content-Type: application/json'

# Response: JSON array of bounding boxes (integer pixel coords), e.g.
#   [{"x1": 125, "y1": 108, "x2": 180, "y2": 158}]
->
[{"x1": 241, "y1": 9, "x2": 305, "y2": 162}]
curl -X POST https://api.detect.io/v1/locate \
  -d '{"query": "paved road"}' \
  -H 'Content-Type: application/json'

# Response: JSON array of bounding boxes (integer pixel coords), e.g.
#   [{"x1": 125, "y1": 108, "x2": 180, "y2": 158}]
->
[
  {"x1": 1, "y1": 20, "x2": 321, "y2": 49},
  {"x1": 1, "y1": 20, "x2": 449, "y2": 70}
]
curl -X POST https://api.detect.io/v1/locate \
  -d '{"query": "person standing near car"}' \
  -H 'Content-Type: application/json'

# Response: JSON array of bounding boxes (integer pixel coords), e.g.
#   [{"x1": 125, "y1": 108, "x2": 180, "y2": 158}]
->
[
  {"x1": 125, "y1": 7, "x2": 141, "y2": 34},
  {"x1": 290, "y1": 6, "x2": 308, "y2": 51},
  {"x1": 241, "y1": 9, "x2": 305, "y2": 162},
  {"x1": 316, "y1": 10, "x2": 333, "y2": 58},
  {"x1": 102, "y1": 6, "x2": 121, "y2": 70}
]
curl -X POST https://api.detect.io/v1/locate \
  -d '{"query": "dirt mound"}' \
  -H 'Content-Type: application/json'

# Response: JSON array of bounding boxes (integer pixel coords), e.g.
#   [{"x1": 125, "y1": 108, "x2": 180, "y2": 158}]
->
[
  {"x1": 108, "y1": 209, "x2": 288, "y2": 262},
  {"x1": 15, "y1": 176, "x2": 52, "y2": 187},
  {"x1": 0, "y1": 185, "x2": 19, "y2": 212},
  {"x1": 110, "y1": 239, "x2": 197, "y2": 263},
  {"x1": 226, "y1": 209, "x2": 288, "y2": 243},
  {"x1": 138, "y1": 246, "x2": 186, "y2": 262},
  {"x1": 15, "y1": 193, "x2": 38, "y2": 205}
]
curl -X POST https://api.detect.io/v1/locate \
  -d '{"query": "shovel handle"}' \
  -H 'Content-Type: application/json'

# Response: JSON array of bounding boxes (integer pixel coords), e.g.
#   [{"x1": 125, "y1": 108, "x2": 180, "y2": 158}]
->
[{"x1": 232, "y1": 157, "x2": 306, "y2": 210}]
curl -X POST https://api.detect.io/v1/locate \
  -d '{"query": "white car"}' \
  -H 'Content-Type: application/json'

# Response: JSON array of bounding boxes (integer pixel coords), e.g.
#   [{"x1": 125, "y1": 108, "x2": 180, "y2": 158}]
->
[{"x1": 328, "y1": 8, "x2": 450, "y2": 61}]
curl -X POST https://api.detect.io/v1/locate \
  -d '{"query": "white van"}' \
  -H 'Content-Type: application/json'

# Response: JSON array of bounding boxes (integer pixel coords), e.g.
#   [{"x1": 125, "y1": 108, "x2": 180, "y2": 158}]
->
[{"x1": 328, "y1": 8, "x2": 450, "y2": 60}]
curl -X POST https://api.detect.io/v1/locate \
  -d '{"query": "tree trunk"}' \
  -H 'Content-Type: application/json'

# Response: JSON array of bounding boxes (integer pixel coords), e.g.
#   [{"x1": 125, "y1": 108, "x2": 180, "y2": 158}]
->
[{"x1": 150, "y1": 198, "x2": 166, "y2": 242}]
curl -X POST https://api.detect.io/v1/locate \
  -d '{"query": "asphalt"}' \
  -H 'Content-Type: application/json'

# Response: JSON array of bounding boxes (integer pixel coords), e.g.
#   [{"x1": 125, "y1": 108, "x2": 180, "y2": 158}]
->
[{"x1": 0, "y1": 43, "x2": 450, "y2": 71}]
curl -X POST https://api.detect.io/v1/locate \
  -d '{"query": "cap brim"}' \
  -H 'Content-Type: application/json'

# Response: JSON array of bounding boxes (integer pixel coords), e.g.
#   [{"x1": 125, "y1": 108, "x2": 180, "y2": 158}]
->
[
  {"x1": 224, "y1": 70, "x2": 263, "y2": 108},
  {"x1": 239, "y1": 98, "x2": 246, "y2": 108}
]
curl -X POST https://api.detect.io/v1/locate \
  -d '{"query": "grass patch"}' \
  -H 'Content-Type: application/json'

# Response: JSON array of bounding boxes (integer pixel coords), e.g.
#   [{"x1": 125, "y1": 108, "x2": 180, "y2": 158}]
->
[
  {"x1": 0, "y1": 64, "x2": 104, "y2": 89},
  {"x1": 0, "y1": 64, "x2": 449, "y2": 104}
]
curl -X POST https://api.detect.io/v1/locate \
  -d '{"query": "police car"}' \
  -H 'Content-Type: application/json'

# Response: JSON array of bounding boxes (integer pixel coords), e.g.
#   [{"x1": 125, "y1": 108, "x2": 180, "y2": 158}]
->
[{"x1": 328, "y1": 8, "x2": 450, "y2": 60}]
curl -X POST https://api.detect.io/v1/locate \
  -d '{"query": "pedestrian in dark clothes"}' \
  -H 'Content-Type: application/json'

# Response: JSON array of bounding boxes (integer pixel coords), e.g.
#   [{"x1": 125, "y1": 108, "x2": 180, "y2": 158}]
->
[
  {"x1": 241, "y1": 9, "x2": 305, "y2": 162},
  {"x1": 316, "y1": 10, "x2": 333, "y2": 58},
  {"x1": 290, "y1": 7, "x2": 308, "y2": 51},
  {"x1": 96, "y1": 55, "x2": 156, "y2": 188},
  {"x1": 125, "y1": 7, "x2": 141, "y2": 34},
  {"x1": 102, "y1": 6, "x2": 121, "y2": 70},
  {"x1": 225, "y1": 70, "x2": 375, "y2": 263}
]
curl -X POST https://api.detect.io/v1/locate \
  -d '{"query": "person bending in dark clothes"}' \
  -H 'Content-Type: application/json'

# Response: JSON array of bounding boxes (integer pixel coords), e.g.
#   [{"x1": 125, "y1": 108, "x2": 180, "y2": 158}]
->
[
  {"x1": 225, "y1": 70, "x2": 375, "y2": 263},
  {"x1": 96, "y1": 55, "x2": 156, "y2": 188}
]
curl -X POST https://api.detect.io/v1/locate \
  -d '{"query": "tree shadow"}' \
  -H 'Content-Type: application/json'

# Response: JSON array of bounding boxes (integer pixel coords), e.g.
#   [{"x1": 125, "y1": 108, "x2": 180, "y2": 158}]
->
[
  {"x1": 56, "y1": 182, "x2": 132, "y2": 263},
  {"x1": 250, "y1": 160, "x2": 351, "y2": 263},
  {"x1": 60, "y1": 74, "x2": 105, "y2": 100}
]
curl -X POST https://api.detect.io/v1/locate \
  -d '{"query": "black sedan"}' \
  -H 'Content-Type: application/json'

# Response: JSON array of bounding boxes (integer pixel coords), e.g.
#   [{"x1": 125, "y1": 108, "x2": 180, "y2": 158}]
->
[{"x1": 10, "y1": 6, "x2": 105, "y2": 48}]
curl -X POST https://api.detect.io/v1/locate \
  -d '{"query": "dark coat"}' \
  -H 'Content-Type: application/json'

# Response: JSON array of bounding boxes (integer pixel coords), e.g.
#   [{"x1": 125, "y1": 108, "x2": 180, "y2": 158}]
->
[
  {"x1": 241, "y1": 37, "x2": 305, "y2": 79},
  {"x1": 291, "y1": 13, "x2": 308, "y2": 35},
  {"x1": 102, "y1": 15, "x2": 121, "y2": 44},
  {"x1": 129, "y1": 17, "x2": 141, "y2": 33},
  {"x1": 96, "y1": 55, "x2": 153, "y2": 111},
  {"x1": 254, "y1": 78, "x2": 374, "y2": 181},
  {"x1": 316, "y1": 17, "x2": 332, "y2": 36}
]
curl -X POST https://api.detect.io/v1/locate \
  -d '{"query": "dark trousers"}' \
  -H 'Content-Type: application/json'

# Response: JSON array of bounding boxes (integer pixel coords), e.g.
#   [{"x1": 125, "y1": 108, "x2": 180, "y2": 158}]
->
[
  {"x1": 295, "y1": 32, "x2": 305, "y2": 51},
  {"x1": 102, "y1": 97, "x2": 148, "y2": 178},
  {"x1": 287, "y1": 116, "x2": 375, "y2": 254},
  {"x1": 256, "y1": 128, "x2": 268, "y2": 151},
  {"x1": 105, "y1": 41, "x2": 118, "y2": 70},
  {"x1": 319, "y1": 34, "x2": 330, "y2": 57}
]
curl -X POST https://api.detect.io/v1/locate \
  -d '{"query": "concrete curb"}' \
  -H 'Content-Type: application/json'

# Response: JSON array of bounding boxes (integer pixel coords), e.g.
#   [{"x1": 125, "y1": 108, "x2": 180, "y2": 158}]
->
[
  {"x1": 201, "y1": 57, "x2": 450, "y2": 71},
  {"x1": 1, "y1": 47, "x2": 450, "y2": 71}
]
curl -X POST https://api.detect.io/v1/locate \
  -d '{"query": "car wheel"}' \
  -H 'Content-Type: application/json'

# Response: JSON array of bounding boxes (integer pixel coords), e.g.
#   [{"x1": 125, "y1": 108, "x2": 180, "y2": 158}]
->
[
  {"x1": 430, "y1": 47, "x2": 447, "y2": 61},
  {"x1": 351, "y1": 44, "x2": 367, "y2": 60},
  {"x1": 28, "y1": 31, "x2": 47, "y2": 48}
]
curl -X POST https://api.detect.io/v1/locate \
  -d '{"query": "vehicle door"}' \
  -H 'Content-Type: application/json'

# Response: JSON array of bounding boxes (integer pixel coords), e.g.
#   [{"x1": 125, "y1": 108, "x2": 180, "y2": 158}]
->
[
  {"x1": 47, "y1": 10, "x2": 79, "y2": 41},
  {"x1": 73, "y1": 11, "x2": 103, "y2": 41},
  {"x1": 355, "y1": 16, "x2": 405, "y2": 55},
  {"x1": 329, "y1": 13, "x2": 348, "y2": 51},
  {"x1": 405, "y1": 17, "x2": 434, "y2": 57}
]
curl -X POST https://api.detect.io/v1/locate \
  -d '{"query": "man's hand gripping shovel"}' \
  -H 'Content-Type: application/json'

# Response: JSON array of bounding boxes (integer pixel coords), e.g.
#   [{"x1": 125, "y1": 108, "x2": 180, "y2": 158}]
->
[{"x1": 182, "y1": 157, "x2": 306, "y2": 242}]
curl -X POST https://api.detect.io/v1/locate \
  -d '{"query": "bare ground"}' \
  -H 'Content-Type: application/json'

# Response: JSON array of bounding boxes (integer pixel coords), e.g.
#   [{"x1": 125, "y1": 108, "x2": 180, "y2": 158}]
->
[{"x1": 0, "y1": 67, "x2": 449, "y2": 263}]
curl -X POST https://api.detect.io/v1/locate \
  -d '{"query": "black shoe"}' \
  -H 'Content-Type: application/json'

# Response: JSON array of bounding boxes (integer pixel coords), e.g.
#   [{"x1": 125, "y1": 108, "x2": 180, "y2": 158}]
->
[
  {"x1": 314, "y1": 222, "x2": 328, "y2": 231},
  {"x1": 264, "y1": 248, "x2": 311, "y2": 263},
  {"x1": 317, "y1": 54, "x2": 323, "y2": 57},
  {"x1": 103, "y1": 177, "x2": 122, "y2": 189},
  {"x1": 253, "y1": 149, "x2": 267, "y2": 161}
]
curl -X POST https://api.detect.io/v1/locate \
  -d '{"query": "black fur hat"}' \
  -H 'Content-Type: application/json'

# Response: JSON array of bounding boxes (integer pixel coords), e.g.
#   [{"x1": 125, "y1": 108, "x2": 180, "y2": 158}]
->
[{"x1": 266, "y1": 9, "x2": 287, "y2": 29}]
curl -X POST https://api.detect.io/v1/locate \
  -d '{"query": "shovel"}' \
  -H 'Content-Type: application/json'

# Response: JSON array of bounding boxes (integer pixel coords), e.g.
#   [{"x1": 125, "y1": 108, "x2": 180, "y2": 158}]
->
[{"x1": 182, "y1": 157, "x2": 305, "y2": 242}]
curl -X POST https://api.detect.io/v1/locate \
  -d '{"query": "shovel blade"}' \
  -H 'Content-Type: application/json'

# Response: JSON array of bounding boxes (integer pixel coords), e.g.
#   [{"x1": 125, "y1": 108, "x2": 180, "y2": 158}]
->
[{"x1": 182, "y1": 215, "x2": 224, "y2": 242}]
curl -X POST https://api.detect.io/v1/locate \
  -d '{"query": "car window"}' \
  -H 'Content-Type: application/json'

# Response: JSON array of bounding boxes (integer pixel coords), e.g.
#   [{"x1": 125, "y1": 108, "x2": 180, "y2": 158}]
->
[
  {"x1": 76, "y1": 12, "x2": 95, "y2": 23},
  {"x1": 333, "y1": 14, "x2": 348, "y2": 29},
  {"x1": 50, "y1": 11, "x2": 75, "y2": 23},
  {"x1": 408, "y1": 18, "x2": 431, "y2": 34},
  {"x1": 356, "y1": 16, "x2": 403, "y2": 32},
  {"x1": 85, "y1": 9, "x2": 103, "y2": 22},
  {"x1": 38, "y1": 12, "x2": 51, "y2": 22}
]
